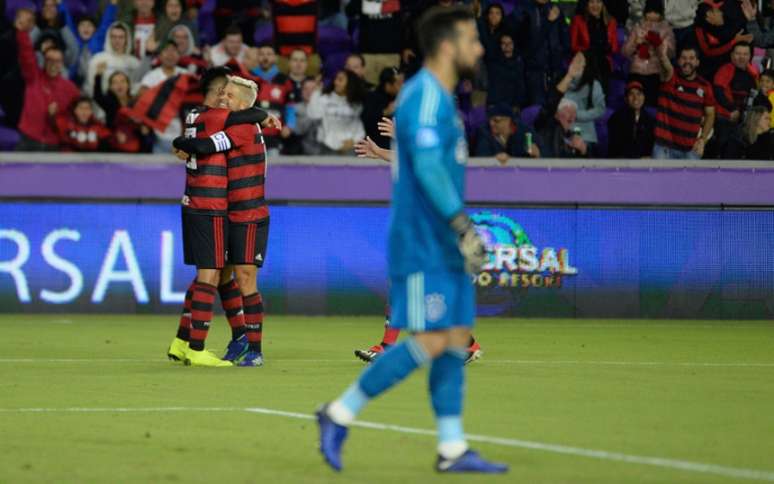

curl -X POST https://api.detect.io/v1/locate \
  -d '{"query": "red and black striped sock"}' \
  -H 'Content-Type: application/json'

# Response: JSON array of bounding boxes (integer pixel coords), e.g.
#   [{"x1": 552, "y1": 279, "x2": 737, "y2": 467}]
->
[
  {"x1": 243, "y1": 292, "x2": 264, "y2": 353},
  {"x1": 218, "y1": 279, "x2": 246, "y2": 341},
  {"x1": 381, "y1": 304, "x2": 400, "y2": 347},
  {"x1": 176, "y1": 279, "x2": 195, "y2": 341},
  {"x1": 189, "y1": 282, "x2": 217, "y2": 351}
]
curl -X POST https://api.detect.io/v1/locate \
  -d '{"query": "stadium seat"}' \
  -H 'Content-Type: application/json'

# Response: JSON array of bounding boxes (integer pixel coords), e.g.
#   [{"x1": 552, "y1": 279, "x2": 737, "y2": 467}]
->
[
  {"x1": 594, "y1": 107, "x2": 615, "y2": 158},
  {"x1": 0, "y1": 126, "x2": 20, "y2": 151},
  {"x1": 5, "y1": 0, "x2": 34, "y2": 20},
  {"x1": 318, "y1": 25, "x2": 352, "y2": 59},
  {"x1": 321, "y1": 51, "x2": 350, "y2": 83},
  {"x1": 197, "y1": 0, "x2": 217, "y2": 46},
  {"x1": 463, "y1": 106, "x2": 487, "y2": 140},
  {"x1": 519, "y1": 104, "x2": 541, "y2": 129},
  {"x1": 254, "y1": 23, "x2": 273, "y2": 47}
]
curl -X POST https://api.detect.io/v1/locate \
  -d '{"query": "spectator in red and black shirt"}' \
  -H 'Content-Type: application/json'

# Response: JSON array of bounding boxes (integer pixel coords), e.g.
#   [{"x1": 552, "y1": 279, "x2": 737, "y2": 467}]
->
[
  {"x1": 56, "y1": 97, "x2": 112, "y2": 151},
  {"x1": 570, "y1": 0, "x2": 619, "y2": 88},
  {"x1": 653, "y1": 44, "x2": 716, "y2": 159},
  {"x1": 710, "y1": 42, "x2": 759, "y2": 157},
  {"x1": 694, "y1": 2, "x2": 753, "y2": 81}
]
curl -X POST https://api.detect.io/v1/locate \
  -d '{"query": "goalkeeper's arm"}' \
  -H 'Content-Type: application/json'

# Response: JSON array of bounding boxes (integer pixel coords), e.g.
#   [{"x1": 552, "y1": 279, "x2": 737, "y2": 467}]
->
[{"x1": 413, "y1": 145, "x2": 485, "y2": 273}]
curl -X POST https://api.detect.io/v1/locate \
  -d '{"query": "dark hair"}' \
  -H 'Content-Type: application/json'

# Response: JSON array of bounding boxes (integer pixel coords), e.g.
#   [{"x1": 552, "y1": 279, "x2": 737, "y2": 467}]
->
[
  {"x1": 677, "y1": 44, "x2": 700, "y2": 58},
  {"x1": 733, "y1": 42, "x2": 753, "y2": 54},
  {"x1": 484, "y1": 3, "x2": 505, "y2": 27},
  {"x1": 417, "y1": 5, "x2": 476, "y2": 58},
  {"x1": 379, "y1": 66, "x2": 400, "y2": 87},
  {"x1": 108, "y1": 70, "x2": 131, "y2": 88},
  {"x1": 347, "y1": 53, "x2": 365, "y2": 66},
  {"x1": 224, "y1": 24, "x2": 242, "y2": 37},
  {"x1": 76, "y1": 15, "x2": 97, "y2": 27},
  {"x1": 200, "y1": 66, "x2": 232, "y2": 95},
  {"x1": 290, "y1": 48, "x2": 308, "y2": 58},
  {"x1": 761, "y1": 69, "x2": 774, "y2": 80},
  {"x1": 258, "y1": 42, "x2": 275, "y2": 51},
  {"x1": 576, "y1": 0, "x2": 611, "y2": 24},
  {"x1": 35, "y1": 29, "x2": 65, "y2": 52},
  {"x1": 324, "y1": 69, "x2": 366, "y2": 105},
  {"x1": 72, "y1": 96, "x2": 93, "y2": 111}
]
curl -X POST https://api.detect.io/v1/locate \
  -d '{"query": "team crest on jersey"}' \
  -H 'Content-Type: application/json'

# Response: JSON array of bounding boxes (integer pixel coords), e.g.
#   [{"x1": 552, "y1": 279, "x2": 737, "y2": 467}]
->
[
  {"x1": 696, "y1": 87, "x2": 704, "y2": 98},
  {"x1": 455, "y1": 137, "x2": 468, "y2": 165},
  {"x1": 425, "y1": 293, "x2": 447, "y2": 322}
]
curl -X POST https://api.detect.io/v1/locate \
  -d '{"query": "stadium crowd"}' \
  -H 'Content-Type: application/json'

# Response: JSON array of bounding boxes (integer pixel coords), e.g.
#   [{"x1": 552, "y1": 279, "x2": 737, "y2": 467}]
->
[{"x1": 2, "y1": 0, "x2": 774, "y2": 160}]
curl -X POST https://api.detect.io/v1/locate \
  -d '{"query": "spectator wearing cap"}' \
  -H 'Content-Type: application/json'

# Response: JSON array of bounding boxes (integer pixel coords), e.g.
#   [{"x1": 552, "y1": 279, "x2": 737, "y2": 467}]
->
[
  {"x1": 623, "y1": 0, "x2": 675, "y2": 106},
  {"x1": 209, "y1": 24, "x2": 248, "y2": 67},
  {"x1": 607, "y1": 81, "x2": 656, "y2": 158},
  {"x1": 475, "y1": 104, "x2": 538, "y2": 162},
  {"x1": 362, "y1": 67, "x2": 404, "y2": 148},
  {"x1": 14, "y1": 16, "x2": 80, "y2": 151},
  {"x1": 486, "y1": 32, "x2": 526, "y2": 111},
  {"x1": 709, "y1": 42, "x2": 759, "y2": 157},
  {"x1": 628, "y1": 1, "x2": 701, "y2": 51},
  {"x1": 60, "y1": 0, "x2": 118, "y2": 85},
  {"x1": 533, "y1": 54, "x2": 590, "y2": 158},
  {"x1": 509, "y1": 0, "x2": 570, "y2": 106}
]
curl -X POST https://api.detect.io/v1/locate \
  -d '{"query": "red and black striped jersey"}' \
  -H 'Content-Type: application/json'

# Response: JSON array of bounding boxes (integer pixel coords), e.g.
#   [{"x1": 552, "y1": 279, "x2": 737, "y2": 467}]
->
[
  {"x1": 222, "y1": 123, "x2": 269, "y2": 223},
  {"x1": 655, "y1": 74, "x2": 715, "y2": 152},
  {"x1": 182, "y1": 106, "x2": 230, "y2": 215},
  {"x1": 713, "y1": 63, "x2": 758, "y2": 120}
]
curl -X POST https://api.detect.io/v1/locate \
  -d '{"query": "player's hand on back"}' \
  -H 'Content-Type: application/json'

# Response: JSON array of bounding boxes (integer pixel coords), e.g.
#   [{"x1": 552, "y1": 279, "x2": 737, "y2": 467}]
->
[
  {"x1": 173, "y1": 147, "x2": 189, "y2": 160},
  {"x1": 262, "y1": 113, "x2": 282, "y2": 130},
  {"x1": 378, "y1": 117, "x2": 395, "y2": 139},
  {"x1": 450, "y1": 212, "x2": 487, "y2": 274}
]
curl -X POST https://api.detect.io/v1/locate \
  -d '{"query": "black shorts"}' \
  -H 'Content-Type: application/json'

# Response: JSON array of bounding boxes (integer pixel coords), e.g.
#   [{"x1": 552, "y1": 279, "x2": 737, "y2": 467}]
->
[
  {"x1": 227, "y1": 219, "x2": 269, "y2": 267},
  {"x1": 182, "y1": 210, "x2": 228, "y2": 269}
]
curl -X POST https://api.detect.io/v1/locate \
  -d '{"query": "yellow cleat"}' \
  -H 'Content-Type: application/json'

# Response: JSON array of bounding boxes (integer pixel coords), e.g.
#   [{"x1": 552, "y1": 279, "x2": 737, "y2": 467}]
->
[
  {"x1": 184, "y1": 348, "x2": 233, "y2": 367},
  {"x1": 167, "y1": 337, "x2": 188, "y2": 362}
]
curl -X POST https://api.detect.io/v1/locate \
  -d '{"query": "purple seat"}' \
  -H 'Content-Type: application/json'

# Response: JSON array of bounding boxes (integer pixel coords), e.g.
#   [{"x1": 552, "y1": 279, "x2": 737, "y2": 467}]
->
[
  {"x1": 318, "y1": 25, "x2": 351, "y2": 58},
  {"x1": 463, "y1": 106, "x2": 487, "y2": 139},
  {"x1": 594, "y1": 107, "x2": 615, "y2": 157},
  {"x1": 519, "y1": 104, "x2": 541, "y2": 128},
  {"x1": 607, "y1": 78, "x2": 626, "y2": 111},
  {"x1": 322, "y1": 51, "x2": 349, "y2": 83},
  {"x1": 253, "y1": 23, "x2": 273, "y2": 46},
  {"x1": 198, "y1": 0, "x2": 217, "y2": 45},
  {"x1": 5, "y1": 0, "x2": 36, "y2": 20},
  {"x1": 0, "y1": 126, "x2": 20, "y2": 151}
]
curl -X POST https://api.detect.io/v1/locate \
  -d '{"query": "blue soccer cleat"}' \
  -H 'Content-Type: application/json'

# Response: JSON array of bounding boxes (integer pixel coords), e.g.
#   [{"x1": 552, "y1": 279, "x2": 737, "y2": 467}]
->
[
  {"x1": 223, "y1": 334, "x2": 248, "y2": 361},
  {"x1": 237, "y1": 350, "x2": 263, "y2": 367},
  {"x1": 316, "y1": 404, "x2": 348, "y2": 471},
  {"x1": 435, "y1": 449, "x2": 509, "y2": 473}
]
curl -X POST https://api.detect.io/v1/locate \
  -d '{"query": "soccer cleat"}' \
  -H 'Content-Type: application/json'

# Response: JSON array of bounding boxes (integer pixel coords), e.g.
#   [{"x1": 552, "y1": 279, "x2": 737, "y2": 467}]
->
[
  {"x1": 354, "y1": 344, "x2": 384, "y2": 363},
  {"x1": 184, "y1": 348, "x2": 233, "y2": 367},
  {"x1": 167, "y1": 337, "x2": 188, "y2": 362},
  {"x1": 435, "y1": 449, "x2": 509, "y2": 473},
  {"x1": 223, "y1": 334, "x2": 249, "y2": 361},
  {"x1": 465, "y1": 341, "x2": 483, "y2": 365},
  {"x1": 316, "y1": 404, "x2": 348, "y2": 471},
  {"x1": 237, "y1": 351, "x2": 264, "y2": 367}
]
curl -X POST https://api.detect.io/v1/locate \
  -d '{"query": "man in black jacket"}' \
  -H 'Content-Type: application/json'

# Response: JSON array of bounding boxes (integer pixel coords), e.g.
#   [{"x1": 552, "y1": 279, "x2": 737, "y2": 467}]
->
[{"x1": 607, "y1": 81, "x2": 656, "y2": 158}]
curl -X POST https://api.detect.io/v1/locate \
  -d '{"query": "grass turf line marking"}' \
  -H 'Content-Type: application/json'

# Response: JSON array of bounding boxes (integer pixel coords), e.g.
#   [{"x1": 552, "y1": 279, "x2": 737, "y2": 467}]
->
[
  {"x1": 1, "y1": 406, "x2": 773, "y2": 482},
  {"x1": 2, "y1": 358, "x2": 774, "y2": 367}
]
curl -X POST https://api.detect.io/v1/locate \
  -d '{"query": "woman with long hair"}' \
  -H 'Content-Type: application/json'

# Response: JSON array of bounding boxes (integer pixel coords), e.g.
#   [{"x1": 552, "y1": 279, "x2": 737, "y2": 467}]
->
[
  {"x1": 307, "y1": 69, "x2": 367, "y2": 154},
  {"x1": 724, "y1": 106, "x2": 774, "y2": 159},
  {"x1": 570, "y1": 0, "x2": 619, "y2": 86},
  {"x1": 93, "y1": 67, "x2": 150, "y2": 152},
  {"x1": 561, "y1": 51, "x2": 606, "y2": 153}
]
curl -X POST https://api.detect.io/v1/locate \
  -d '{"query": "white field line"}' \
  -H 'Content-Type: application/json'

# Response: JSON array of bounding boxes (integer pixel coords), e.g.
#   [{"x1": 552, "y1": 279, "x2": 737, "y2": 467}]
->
[
  {"x1": 0, "y1": 405, "x2": 772, "y2": 482},
  {"x1": 0, "y1": 358, "x2": 773, "y2": 367}
]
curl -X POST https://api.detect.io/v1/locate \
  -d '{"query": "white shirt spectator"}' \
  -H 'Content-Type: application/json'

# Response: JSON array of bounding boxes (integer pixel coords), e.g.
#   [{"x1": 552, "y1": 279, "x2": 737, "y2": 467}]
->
[
  {"x1": 140, "y1": 65, "x2": 186, "y2": 89},
  {"x1": 306, "y1": 90, "x2": 365, "y2": 151}
]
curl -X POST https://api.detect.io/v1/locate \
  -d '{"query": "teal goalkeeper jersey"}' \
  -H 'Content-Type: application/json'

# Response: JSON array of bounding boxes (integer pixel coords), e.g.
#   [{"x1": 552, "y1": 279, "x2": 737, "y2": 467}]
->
[{"x1": 388, "y1": 68, "x2": 469, "y2": 277}]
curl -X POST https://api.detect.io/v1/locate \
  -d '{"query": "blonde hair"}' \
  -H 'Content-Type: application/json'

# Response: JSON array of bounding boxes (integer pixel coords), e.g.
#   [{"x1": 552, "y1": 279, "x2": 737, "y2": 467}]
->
[
  {"x1": 226, "y1": 75, "x2": 258, "y2": 107},
  {"x1": 743, "y1": 106, "x2": 769, "y2": 145}
]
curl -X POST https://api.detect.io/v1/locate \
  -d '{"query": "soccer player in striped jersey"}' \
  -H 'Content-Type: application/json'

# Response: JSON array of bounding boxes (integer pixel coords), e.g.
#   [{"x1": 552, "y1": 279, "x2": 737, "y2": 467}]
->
[
  {"x1": 173, "y1": 75, "x2": 272, "y2": 368},
  {"x1": 316, "y1": 7, "x2": 508, "y2": 474},
  {"x1": 353, "y1": 118, "x2": 483, "y2": 365},
  {"x1": 168, "y1": 68, "x2": 276, "y2": 367}
]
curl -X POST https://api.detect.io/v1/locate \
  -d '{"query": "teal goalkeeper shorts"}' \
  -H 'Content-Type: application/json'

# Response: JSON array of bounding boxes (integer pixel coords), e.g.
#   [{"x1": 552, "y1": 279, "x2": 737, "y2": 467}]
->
[{"x1": 389, "y1": 270, "x2": 475, "y2": 332}]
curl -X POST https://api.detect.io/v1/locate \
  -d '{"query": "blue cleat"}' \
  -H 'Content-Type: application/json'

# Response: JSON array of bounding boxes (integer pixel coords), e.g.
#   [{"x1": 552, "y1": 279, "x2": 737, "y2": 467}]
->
[
  {"x1": 435, "y1": 449, "x2": 509, "y2": 473},
  {"x1": 223, "y1": 334, "x2": 249, "y2": 361},
  {"x1": 316, "y1": 404, "x2": 348, "y2": 471},
  {"x1": 237, "y1": 350, "x2": 263, "y2": 367}
]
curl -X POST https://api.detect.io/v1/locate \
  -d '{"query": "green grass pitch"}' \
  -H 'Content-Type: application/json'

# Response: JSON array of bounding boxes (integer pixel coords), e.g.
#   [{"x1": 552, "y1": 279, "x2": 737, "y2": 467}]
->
[{"x1": 1, "y1": 315, "x2": 773, "y2": 484}]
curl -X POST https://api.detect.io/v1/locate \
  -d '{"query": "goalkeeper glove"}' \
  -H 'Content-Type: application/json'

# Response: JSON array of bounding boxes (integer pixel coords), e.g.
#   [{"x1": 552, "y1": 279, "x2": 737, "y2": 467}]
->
[{"x1": 450, "y1": 212, "x2": 486, "y2": 274}]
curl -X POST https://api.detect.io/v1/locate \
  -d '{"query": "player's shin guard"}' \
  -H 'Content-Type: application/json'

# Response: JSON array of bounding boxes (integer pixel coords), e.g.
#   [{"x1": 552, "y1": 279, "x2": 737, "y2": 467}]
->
[
  {"x1": 329, "y1": 338, "x2": 430, "y2": 425},
  {"x1": 176, "y1": 280, "x2": 195, "y2": 341},
  {"x1": 218, "y1": 279, "x2": 246, "y2": 341},
  {"x1": 380, "y1": 305, "x2": 400, "y2": 347},
  {"x1": 430, "y1": 347, "x2": 468, "y2": 460},
  {"x1": 243, "y1": 292, "x2": 264, "y2": 353},
  {"x1": 188, "y1": 282, "x2": 217, "y2": 351}
]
